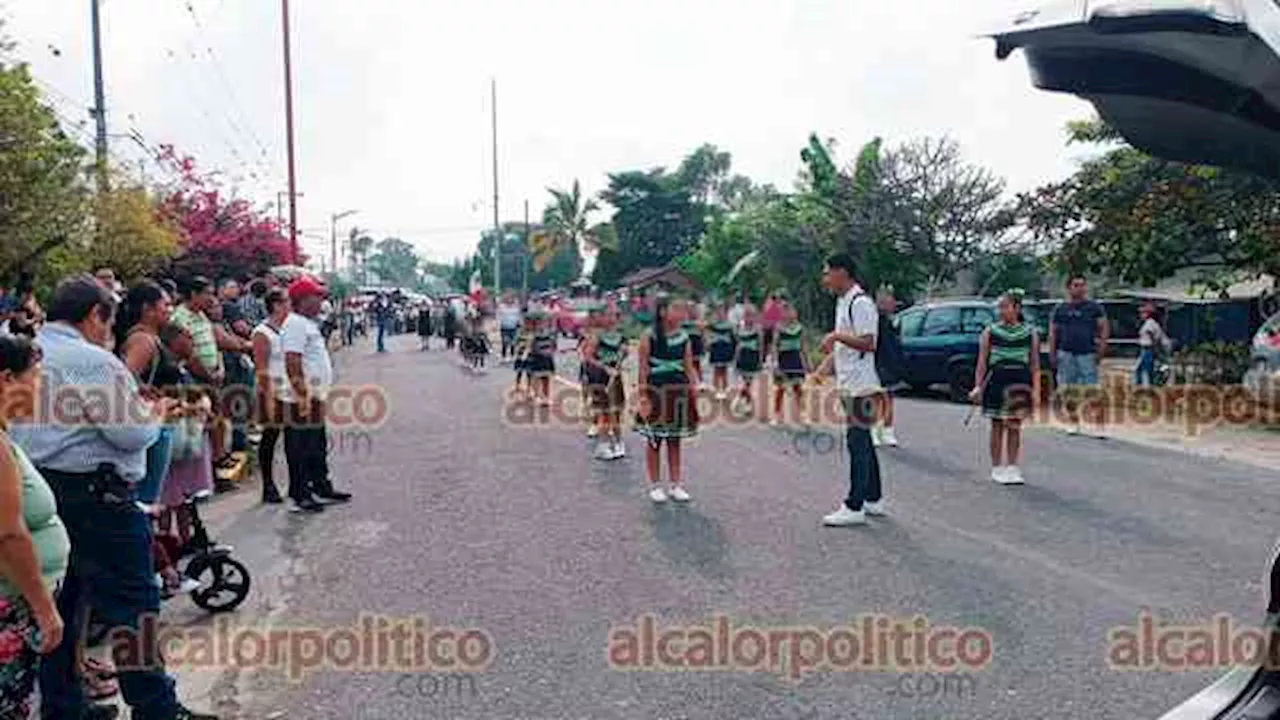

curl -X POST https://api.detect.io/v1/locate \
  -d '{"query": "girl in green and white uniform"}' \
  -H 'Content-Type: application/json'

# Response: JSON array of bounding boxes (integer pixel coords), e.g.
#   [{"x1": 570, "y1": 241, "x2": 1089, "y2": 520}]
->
[
  {"x1": 971, "y1": 289, "x2": 1041, "y2": 485},
  {"x1": 770, "y1": 302, "x2": 808, "y2": 426}
]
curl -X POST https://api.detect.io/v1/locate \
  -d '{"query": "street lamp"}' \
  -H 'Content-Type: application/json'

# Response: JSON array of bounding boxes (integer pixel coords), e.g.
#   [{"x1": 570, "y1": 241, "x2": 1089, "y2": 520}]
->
[{"x1": 331, "y1": 209, "x2": 358, "y2": 275}]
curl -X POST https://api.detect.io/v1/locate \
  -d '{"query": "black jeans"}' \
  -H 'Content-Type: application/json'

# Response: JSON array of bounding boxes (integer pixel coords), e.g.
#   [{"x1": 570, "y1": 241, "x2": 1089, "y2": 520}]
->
[
  {"x1": 282, "y1": 400, "x2": 334, "y2": 501},
  {"x1": 841, "y1": 395, "x2": 882, "y2": 511},
  {"x1": 39, "y1": 469, "x2": 179, "y2": 720}
]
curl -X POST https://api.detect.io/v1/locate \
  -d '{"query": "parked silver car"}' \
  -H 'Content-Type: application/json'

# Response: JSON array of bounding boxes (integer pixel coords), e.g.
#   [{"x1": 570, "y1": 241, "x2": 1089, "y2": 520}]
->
[{"x1": 1244, "y1": 311, "x2": 1280, "y2": 407}]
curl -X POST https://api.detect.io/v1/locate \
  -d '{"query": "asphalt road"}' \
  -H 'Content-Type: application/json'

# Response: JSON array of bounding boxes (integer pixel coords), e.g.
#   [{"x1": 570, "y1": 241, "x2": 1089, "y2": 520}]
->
[{"x1": 170, "y1": 332, "x2": 1279, "y2": 720}]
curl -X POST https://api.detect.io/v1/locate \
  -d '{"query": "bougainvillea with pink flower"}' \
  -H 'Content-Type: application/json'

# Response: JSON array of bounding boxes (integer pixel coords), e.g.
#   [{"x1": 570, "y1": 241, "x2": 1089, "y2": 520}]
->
[{"x1": 155, "y1": 146, "x2": 299, "y2": 281}]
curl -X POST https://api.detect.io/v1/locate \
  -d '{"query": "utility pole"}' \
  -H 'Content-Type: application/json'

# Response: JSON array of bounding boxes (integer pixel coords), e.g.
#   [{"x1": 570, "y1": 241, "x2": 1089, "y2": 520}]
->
[
  {"x1": 281, "y1": 0, "x2": 300, "y2": 263},
  {"x1": 491, "y1": 78, "x2": 501, "y2": 295},
  {"x1": 90, "y1": 0, "x2": 109, "y2": 191},
  {"x1": 330, "y1": 210, "x2": 358, "y2": 277}
]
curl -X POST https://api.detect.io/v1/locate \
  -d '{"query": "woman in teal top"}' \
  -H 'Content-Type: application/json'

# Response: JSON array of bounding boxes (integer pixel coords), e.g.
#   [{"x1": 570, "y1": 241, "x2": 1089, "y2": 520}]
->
[
  {"x1": 0, "y1": 335, "x2": 69, "y2": 718},
  {"x1": 971, "y1": 289, "x2": 1041, "y2": 486},
  {"x1": 636, "y1": 295, "x2": 699, "y2": 504}
]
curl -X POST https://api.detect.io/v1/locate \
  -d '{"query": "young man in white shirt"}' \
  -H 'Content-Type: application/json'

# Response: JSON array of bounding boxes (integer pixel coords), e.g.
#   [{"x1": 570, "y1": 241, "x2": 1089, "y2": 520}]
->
[
  {"x1": 281, "y1": 276, "x2": 353, "y2": 512},
  {"x1": 815, "y1": 253, "x2": 885, "y2": 527}
]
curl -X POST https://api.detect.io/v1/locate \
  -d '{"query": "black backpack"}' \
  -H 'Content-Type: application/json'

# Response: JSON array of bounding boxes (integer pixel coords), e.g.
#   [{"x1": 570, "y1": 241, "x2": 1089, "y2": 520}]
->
[{"x1": 846, "y1": 294, "x2": 904, "y2": 375}]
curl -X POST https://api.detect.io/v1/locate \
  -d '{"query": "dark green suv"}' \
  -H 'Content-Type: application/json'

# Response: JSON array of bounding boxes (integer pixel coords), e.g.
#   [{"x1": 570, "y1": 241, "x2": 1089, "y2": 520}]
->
[{"x1": 895, "y1": 298, "x2": 1052, "y2": 401}]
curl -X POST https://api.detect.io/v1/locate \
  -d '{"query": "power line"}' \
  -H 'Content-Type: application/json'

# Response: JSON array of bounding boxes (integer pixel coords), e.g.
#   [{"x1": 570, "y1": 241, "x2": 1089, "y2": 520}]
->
[{"x1": 181, "y1": 1, "x2": 279, "y2": 182}]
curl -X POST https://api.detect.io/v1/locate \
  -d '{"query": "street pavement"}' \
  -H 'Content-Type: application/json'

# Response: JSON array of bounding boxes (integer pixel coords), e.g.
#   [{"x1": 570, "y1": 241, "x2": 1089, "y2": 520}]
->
[{"x1": 168, "y1": 332, "x2": 1279, "y2": 720}]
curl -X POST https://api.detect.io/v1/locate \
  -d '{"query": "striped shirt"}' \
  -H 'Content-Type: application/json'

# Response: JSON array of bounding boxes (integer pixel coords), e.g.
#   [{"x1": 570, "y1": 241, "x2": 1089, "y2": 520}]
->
[
  {"x1": 171, "y1": 304, "x2": 222, "y2": 375},
  {"x1": 989, "y1": 322, "x2": 1033, "y2": 366},
  {"x1": 7, "y1": 323, "x2": 160, "y2": 482}
]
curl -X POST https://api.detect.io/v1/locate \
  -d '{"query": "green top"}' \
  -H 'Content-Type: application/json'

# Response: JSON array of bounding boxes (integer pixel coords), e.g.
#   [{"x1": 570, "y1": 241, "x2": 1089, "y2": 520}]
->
[
  {"x1": 777, "y1": 323, "x2": 802, "y2": 353},
  {"x1": 988, "y1": 322, "x2": 1033, "y2": 366},
  {"x1": 737, "y1": 327, "x2": 760, "y2": 351},
  {"x1": 709, "y1": 320, "x2": 734, "y2": 345},
  {"x1": 597, "y1": 331, "x2": 624, "y2": 366},
  {"x1": 171, "y1": 305, "x2": 222, "y2": 374},
  {"x1": 0, "y1": 435, "x2": 70, "y2": 598},
  {"x1": 648, "y1": 330, "x2": 689, "y2": 378},
  {"x1": 682, "y1": 321, "x2": 702, "y2": 338}
]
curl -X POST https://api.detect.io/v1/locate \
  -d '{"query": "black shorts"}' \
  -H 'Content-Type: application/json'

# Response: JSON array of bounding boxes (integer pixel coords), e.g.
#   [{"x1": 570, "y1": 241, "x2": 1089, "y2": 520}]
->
[
  {"x1": 983, "y1": 363, "x2": 1033, "y2": 419},
  {"x1": 708, "y1": 342, "x2": 734, "y2": 366}
]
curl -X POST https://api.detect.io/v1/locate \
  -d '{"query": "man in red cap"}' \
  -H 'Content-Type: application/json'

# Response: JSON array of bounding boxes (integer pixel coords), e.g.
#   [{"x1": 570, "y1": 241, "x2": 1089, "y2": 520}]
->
[{"x1": 279, "y1": 276, "x2": 352, "y2": 511}]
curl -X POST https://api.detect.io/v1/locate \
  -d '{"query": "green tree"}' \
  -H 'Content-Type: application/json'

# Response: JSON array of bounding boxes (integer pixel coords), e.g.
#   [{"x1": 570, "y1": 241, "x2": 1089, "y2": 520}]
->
[
  {"x1": 348, "y1": 228, "x2": 375, "y2": 284},
  {"x1": 366, "y1": 237, "x2": 420, "y2": 286},
  {"x1": 0, "y1": 58, "x2": 92, "y2": 286},
  {"x1": 1021, "y1": 117, "x2": 1280, "y2": 289},
  {"x1": 594, "y1": 168, "x2": 706, "y2": 286}
]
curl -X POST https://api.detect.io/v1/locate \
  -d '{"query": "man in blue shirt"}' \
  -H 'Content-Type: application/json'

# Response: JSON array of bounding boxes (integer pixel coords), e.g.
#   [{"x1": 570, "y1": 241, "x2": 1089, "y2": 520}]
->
[
  {"x1": 9, "y1": 275, "x2": 217, "y2": 720},
  {"x1": 1050, "y1": 274, "x2": 1110, "y2": 437}
]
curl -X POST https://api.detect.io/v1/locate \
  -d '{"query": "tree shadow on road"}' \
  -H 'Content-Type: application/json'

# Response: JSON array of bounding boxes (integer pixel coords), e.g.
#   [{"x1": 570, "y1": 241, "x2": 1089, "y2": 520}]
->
[{"x1": 646, "y1": 504, "x2": 734, "y2": 581}]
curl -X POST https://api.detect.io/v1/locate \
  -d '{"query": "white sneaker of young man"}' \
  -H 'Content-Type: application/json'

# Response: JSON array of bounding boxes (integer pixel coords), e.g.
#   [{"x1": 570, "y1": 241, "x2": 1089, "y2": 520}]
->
[
  {"x1": 593, "y1": 442, "x2": 614, "y2": 460},
  {"x1": 991, "y1": 466, "x2": 1025, "y2": 485},
  {"x1": 823, "y1": 505, "x2": 867, "y2": 526},
  {"x1": 668, "y1": 485, "x2": 691, "y2": 502}
]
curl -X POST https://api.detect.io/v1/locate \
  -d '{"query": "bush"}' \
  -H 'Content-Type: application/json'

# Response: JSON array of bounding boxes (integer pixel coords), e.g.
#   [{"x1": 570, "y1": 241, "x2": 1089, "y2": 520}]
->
[{"x1": 1170, "y1": 341, "x2": 1252, "y2": 385}]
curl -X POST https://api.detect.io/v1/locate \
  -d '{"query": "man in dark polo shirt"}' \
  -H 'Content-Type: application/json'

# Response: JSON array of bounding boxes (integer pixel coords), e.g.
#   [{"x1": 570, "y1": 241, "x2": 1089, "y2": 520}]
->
[{"x1": 1050, "y1": 275, "x2": 1110, "y2": 437}]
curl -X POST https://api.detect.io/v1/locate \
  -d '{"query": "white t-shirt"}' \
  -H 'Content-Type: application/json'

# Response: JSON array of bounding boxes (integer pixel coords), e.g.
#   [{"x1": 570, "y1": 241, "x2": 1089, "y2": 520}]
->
[
  {"x1": 280, "y1": 312, "x2": 334, "y2": 402},
  {"x1": 728, "y1": 303, "x2": 745, "y2": 330},
  {"x1": 497, "y1": 303, "x2": 521, "y2": 330},
  {"x1": 252, "y1": 322, "x2": 289, "y2": 402},
  {"x1": 834, "y1": 285, "x2": 881, "y2": 397}
]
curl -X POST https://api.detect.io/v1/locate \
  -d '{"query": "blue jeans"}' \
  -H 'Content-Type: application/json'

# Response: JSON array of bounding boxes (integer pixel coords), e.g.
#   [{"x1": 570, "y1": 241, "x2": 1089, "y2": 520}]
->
[
  {"x1": 377, "y1": 322, "x2": 387, "y2": 352},
  {"x1": 39, "y1": 471, "x2": 178, "y2": 720},
  {"x1": 1134, "y1": 348, "x2": 1156, "y2": 386},
  {"x1": 135, "y1": 426, "x2": 173, "y2": 505},
  {"x1": 1056, "y1": 351, "x2": 1099, "y2": 387}
]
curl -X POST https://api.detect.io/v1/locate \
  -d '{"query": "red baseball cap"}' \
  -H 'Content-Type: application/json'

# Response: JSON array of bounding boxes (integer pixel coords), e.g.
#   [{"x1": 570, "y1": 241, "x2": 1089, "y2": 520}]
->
[{"x1": 287, "y1": 275, "x2": 327, "y2": 302}]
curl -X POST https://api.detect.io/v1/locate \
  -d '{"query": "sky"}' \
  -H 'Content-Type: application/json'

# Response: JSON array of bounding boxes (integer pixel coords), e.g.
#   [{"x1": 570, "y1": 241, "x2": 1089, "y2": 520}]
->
[{"x1": 1, "y1": 0, "x2": 1093, "y2": 268}]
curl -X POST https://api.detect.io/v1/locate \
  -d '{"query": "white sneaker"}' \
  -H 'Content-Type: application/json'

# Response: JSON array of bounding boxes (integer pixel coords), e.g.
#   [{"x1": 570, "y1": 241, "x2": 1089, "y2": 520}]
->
[
  {"x1": 176, "y1": 577, "x2": 202, "y2": 593},
  {"x1": 669, "y1": 485, "x2": 692, "y2": 502},
  {"x1": 881, "y1": 428, "x2": 899, "y2": 447},
  {"x1": 999, "y1": 466, "x2": 1026, "y2": 485},
  {"x1": 648, "y1": 486, "x2": 668, "y2": 503},
  {"x1": 863, "y1": 500, "x2": 887, "y2": 516},
  {"x1": 1065, "y1": 424, "x2": 1081, "y2": 436},
  {"x1": 822, "y1": 506, "x2": 867, "y2": 526},
  {"x1": 594, "y1": 443, "x2": 614, "y2": 460},
  {"x1": 612, "y1": 441, "x2": 626, "y2": 459},
  {"x1": 586, "y1": 425, "x2": 599, "y2": 438},
  {"x1": 715, "y1": 390, "x2": 727, "y2": 401},
  {"x1": 770, "y1": 418, "x2": 782, "y2": 428}
]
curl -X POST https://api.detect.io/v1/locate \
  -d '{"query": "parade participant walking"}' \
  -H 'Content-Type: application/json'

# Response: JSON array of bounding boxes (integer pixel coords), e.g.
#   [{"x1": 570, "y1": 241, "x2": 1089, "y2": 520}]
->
[
  {"x1": 0, "y1": 335, "x2": 69, "y2": 720},
  {"x1": 1050, "y1": 275, "x2": 1109, "y2": 436},
  {"x1": 527, "y1": 312, "x2": 557, "y2": 407},
  {"x1": 771, "y1": 302, "x2": 808, "y2": 427},
  {"x1": 583, "y1": 308, "x2": 628, "y2": 460},
  {"x1": 282, "y1": 277, "x2": 354, "y2": 512},
  {"x1": 816, "y1": 254, "x2": 885, "y2": 527},
  {"x1": 732, "y1": 306, "x2": 764, "y2": 415},
  {"x1": 510, "y1": 314, "x2": 534, "y2": 399},
  {"x1": 685, "y1": 300, "x2": 706, "y2": 381},
  {"x1": 971, "y1": 289, "x2": 1040, "y2": 485},
  {"x1": 707, "y1": 303, "x2": 736, "y2": 401},
  {"x1": 873, "y1": 288, "x2": 904, "y2": 447},
  {"x1": 10, "y1": 275, "x2": 218, "y2": 720},
  {"x1": 636, "y1": 295, "x2": 698, "y2": 503},
  {"x1": 442, "y1": 298, "x2": 459, "y2": 351},
  {"x1": 373, "y1": 294, "x2": 390, "y2": 353},
  {"x1": 580, "y1": 309, "x2": 601, "y2": 438},
  {"x1": 417, "y1": 303, "x2": 433, "y2": 351},
  {"x1": 497, "y1": 293, "x2": 521, "y2": 362},
  {"x1": 251, "y1": 289, "x2": 291, "y2": 504},
  {"x1": 1135, "y1": 301, "x2": 1172, "y2": 386}
]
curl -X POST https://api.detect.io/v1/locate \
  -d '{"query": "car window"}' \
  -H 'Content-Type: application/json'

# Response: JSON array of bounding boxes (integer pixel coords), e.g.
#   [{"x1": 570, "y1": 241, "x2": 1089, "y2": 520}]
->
[
  {"x1": 897, "y1": 309, "x2": 925, "y2": 338},
  {"x1": 922, "y1": 307, "x2": 962, "y2": 336},
  {"x1": 961, "y1": 306, "x2": 995, "y2": 333}
]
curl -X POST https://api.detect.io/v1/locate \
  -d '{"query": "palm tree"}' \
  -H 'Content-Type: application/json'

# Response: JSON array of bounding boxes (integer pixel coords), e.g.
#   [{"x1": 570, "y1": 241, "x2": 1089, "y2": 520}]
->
[
  {"x1": 348, "y1": 228, "x2": 375, "y2": 285},
  {"x1": 530, "y1": 180, "x2": 605, "y2": 282}
]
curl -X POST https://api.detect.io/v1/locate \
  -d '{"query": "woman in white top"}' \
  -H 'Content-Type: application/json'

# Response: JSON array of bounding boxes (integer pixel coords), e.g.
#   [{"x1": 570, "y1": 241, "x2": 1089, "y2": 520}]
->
[
  {"x1": 1135, "y1": 302, "x2": 1172, "y2": 386},
  {"x1": 252, "y1": 288, "x2": 291, "y2": 504}
]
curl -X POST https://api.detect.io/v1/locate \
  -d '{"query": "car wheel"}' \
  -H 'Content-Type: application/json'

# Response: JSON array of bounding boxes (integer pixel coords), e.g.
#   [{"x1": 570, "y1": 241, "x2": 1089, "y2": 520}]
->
[{"x1": 948, "y1": 363, "x2": 975, "y2": 403}]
